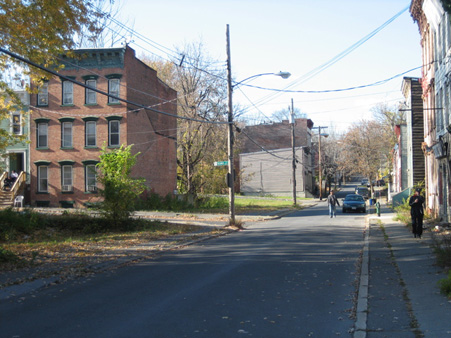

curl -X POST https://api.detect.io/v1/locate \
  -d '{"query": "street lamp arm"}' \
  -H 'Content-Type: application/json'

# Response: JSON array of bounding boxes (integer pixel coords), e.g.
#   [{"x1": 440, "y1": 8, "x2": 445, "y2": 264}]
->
[{"x1": 232, "y1": 71, "x2": 291, "y2": 88}]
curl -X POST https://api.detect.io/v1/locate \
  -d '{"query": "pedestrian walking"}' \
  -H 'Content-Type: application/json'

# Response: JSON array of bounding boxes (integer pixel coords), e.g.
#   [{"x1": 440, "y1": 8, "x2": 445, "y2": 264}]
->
[
  {"x1": 409, "y1": 188, "x2": 424, "y2": 238},
  {"x1": 327, "y1": 190, "x2": 340, "y2": 218}
]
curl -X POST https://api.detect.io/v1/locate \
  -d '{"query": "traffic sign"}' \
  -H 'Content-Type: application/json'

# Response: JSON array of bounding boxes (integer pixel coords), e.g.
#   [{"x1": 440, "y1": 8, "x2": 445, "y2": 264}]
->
[{"x1": 214, "y1": 161, "x2": 228, "y2": 166}]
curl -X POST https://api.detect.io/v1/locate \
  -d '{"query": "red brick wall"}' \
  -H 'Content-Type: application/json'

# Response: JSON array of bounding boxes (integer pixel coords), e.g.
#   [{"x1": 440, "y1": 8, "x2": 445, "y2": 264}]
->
[{"x1": 29, "y1": 46, "x2": 177, "y2": 207}]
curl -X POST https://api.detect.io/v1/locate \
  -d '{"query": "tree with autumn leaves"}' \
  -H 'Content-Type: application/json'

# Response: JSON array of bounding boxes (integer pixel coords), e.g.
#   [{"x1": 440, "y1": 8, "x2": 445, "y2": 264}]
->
[{"x1": 0, "y1": 0, "x2": 108, "y2": 152}]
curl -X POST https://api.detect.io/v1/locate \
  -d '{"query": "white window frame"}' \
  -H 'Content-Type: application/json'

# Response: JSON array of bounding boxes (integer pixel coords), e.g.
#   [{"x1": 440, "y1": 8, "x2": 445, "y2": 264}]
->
[
  {"x1": 61, "y1": 165, "x2": 73, "y2": 190},
  {"x1": 108, "y1": 120, "x2": 120, "y2": 146},
  {"x1": 37, "y1": 82, "x2": 48, "y2": 106},
  {"x1": 85, "y1": 79, "x2": 97, "y2": 104},
  {"x1": 38, "y1": 166, "x2": 48, "y2": 193},
  {"x1": 62, "y1": 80, "x2": 73, "y2": 105},
  {"x1": 108, "y1": 78, "x2": 120, "y2": 103},
  {"x1": 61, "y1": 121, "x2": 73, "y2": 148},
  {"x1": 12, "y1": 112, "x2": 22, "y2": 135},
  {"x1": 37, "y1": 122, "x2": 48, "y2": 148},
  {"x1": 85, "y1": 121, "x2": 97, "y2": 147},
  {"x1": 85, "y1": 164, "x2": 97, "y2": 192}
]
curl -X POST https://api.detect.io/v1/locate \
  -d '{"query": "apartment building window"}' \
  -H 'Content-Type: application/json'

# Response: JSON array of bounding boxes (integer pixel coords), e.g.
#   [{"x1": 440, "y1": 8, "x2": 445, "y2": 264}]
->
[
  {"x1": 62, "y1": 79, "x2": 74, "y2": 105},
  {"x1": 106, "y1": 116, "x2": 122, "y2": 147},
  {"x1": 84, "y1": 77, "x2": 97, "y2": 105},
  {"x1": 37, "y1": 82, "x2": 48, "y2": 106},
  {"x1": 59, "y1": 117, "x2": 74, "y2": 148},
  {"x1": 106, "y1": 74, "x2": 122, "y2": 104},
  {"x1": 82, "y1": 116, "x2": 98, "y2": 148},
  {"x1": 61, "y1": 165, "x2": 73, "y2": 192},
  {"x1": 12, "y1": 112, "x2": 21, "y2": 135},
  {"x1": 37, "y1": 165, "x2": 49, "y2": 193},
  {"x1": 35, "y1": 118, "x2": 50, "y2": 148},
  {"x1": 86, "y1": 121, "x2": 96, "y2": 147},
  {"x1": 437, "y1": 87, "x2": 444, "y2": 132},
  {"x1": 83, "y1": 160, "x2": 98, "y2": 193}
]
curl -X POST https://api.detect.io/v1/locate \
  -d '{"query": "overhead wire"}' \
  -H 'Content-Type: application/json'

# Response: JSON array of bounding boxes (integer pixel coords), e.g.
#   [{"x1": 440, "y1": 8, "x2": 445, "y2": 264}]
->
[{"x1": 0, "y1": 47, "x2": 229, "y2": 126}]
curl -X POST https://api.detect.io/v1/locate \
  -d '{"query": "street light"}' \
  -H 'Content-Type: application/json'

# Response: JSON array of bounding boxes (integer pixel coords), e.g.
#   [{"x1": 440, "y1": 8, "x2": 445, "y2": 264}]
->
[
  {"x1": 233, "y1": 71, "x2": 292, "y2": 88},
  {"x1": 226, "y1": 24, "x2": 291, "y2": 225}
]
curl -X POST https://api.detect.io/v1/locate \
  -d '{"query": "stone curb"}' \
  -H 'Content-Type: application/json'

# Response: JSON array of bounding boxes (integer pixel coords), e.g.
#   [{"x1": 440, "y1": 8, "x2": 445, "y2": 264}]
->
[{"x1": 353, "y1": 214, "x2": 370, "y2": 338}]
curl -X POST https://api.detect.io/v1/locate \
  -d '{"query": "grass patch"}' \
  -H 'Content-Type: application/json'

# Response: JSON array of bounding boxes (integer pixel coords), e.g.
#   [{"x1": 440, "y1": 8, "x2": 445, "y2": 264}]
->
[{"x1": 136, "y1": 193, "x2": 307, "y2": 214}]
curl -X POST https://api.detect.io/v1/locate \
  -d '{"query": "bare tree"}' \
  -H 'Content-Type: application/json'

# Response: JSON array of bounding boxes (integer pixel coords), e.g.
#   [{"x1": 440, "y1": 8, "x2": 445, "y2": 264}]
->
[
  {"x1": 339, "y1": 120, "x2": 392, "y2": 192},
  {"x1": 142, "y1": 41, "x2": 229, "y2": 198},
  {"x1": 76, "y1": 0, "x2": 134, "y2": 48},
  {"x1": 371, "y1": 102, "x2": 404, "y2": 148}
]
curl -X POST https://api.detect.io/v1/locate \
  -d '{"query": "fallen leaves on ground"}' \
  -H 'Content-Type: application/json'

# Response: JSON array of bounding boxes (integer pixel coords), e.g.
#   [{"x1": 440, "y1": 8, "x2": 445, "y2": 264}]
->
[{"x1": 0, "y1": 225, "x2": 228, "y2": 288}]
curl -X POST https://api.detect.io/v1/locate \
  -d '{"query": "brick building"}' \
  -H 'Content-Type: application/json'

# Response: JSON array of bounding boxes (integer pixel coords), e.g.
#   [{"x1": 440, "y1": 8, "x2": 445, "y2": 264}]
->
[{"x1": 29, "y1": 46, "x2": 177, "y2": 208}]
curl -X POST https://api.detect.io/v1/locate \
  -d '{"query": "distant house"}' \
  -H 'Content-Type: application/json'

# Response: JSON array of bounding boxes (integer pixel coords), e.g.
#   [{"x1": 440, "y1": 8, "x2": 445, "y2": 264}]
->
[
  {"x1": 29, "y1": 46, "x2": 177, "y2": 208},
  {"x1": 0, "y1": 90, "x2": 30, "y2": 177},
  {"x1": 238, "y1": 118, "x2": 314, "y2": 197},
  {"x1": 392, "y1": 124, "x2": 408, "y2": 193},
  {"x1": 0, "y1": 89, "x2": 31, "y2": 206}
]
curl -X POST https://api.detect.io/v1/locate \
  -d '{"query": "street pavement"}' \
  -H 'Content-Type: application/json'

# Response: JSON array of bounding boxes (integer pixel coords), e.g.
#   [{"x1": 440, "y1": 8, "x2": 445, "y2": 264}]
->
[
  {"x1": 0, "y1": 189, "x2": 451, "y2": 338},
  {"x1": 1, "y1": 197, "x2": 362, "y2": 337}
]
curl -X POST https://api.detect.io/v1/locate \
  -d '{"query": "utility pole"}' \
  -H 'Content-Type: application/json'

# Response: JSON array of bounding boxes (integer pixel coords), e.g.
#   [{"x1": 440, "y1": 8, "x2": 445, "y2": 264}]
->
[
  {"x1": 226, "y1": 24, "x2": 235, "y2": 224},
  {"x1": 313, "y1": 126, "x2": 328, "y2": 200},
  {"x1": 290, "y1": 98, "x2": 296, "y2": 206},
  {"x1": 318, "y1": 126, "x2": 323, "y2": 200}
]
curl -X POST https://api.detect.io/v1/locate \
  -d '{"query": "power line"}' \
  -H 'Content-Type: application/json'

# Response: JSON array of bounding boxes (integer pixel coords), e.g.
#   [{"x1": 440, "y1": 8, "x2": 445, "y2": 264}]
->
[
  {"x1": 238, "y1": 65, "x2": 423, "y2": 94},
  {"x1": 0, "y1": 47, "x2": 229, "y2": 126},
  {"x1": 244, "y1": 5, "x2": 410, "y2": 107}
]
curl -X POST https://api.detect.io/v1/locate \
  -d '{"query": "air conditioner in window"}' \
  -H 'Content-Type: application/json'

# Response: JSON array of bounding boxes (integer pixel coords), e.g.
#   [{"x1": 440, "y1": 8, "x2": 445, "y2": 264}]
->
[
  {"x1": 87, "y1": 185, "x2": 97, "y2": 192},
  {"x1": 62, "y1": 185, "x2": 73, "y2": 192}
]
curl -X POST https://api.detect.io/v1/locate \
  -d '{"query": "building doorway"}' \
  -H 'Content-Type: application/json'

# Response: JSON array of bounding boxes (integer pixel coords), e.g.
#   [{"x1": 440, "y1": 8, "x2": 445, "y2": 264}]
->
[{"x1": 8, "y1": 152, "x2": 24, "y2": 174}]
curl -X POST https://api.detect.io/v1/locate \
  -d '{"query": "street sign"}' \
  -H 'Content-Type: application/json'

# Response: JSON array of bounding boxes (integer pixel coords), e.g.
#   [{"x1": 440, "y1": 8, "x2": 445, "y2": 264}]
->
[{"x1": 214, "y1": 161, "x2": 228, "y2": 166}]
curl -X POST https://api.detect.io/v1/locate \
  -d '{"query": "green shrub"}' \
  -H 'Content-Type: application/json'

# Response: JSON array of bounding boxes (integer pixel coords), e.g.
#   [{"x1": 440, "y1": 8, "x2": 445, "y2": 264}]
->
[
  {"x1": 197, "y1": 196, "x2": 228, "y2": 210},
  {"x1": 0, "y1": 208, "x2": 47, "y2": 241},
  {"x1": 0, "y1": 246, "x2": 20, "y2": 263},
  {"x1": 433, "y1": 233, "x2": 451, "y2": 268},
  {"x1": 136, "y1": 192, "x2": 193, "y2": 211},
  {"x1": 438, "y1": 271, "x2": 451, "y2": 298}
]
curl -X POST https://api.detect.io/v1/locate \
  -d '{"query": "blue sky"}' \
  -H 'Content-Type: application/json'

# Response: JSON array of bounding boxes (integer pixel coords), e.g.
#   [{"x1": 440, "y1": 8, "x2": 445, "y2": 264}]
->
[{"x1": 119, "y1": 0, "x2": 422, "y2": 133}]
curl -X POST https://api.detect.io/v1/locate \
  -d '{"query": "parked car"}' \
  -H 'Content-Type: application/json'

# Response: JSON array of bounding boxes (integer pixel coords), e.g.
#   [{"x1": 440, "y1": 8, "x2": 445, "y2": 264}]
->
[
  {"x1": 342, "y1": 194, "x2": 366, "y2": 213},
  {"x1": 376, "y1": 179, "x2": 385, "y2": 187},
  {"x1": 356, "y1": 187, "x2": 370, "y2": 199},
  {"x1": 361, "y1": 178, "x2": 369, "y2": 186}
]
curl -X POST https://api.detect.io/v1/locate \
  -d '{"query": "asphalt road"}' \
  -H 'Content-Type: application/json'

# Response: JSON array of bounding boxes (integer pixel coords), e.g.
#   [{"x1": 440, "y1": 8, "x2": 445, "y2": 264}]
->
[{"x1": 1, "y1": 186, "x2": 366, "y2": 338}]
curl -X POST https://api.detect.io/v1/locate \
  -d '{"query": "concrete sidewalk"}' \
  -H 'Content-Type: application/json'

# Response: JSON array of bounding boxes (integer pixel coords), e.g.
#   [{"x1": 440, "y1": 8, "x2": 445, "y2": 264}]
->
[{"x1": 355, "y1": 206, "x2": 451, "y2": 338}]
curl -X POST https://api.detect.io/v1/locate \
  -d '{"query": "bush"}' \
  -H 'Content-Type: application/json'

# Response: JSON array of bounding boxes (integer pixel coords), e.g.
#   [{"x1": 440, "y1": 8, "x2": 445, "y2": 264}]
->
[
  {"x1": 433, "y1": 233, "x2": 451, "y2": 268},
  {"x1": 438, "y1": 271, "x2": 451, "y2": 299},
  {"x1": 0, "y1": 208, "x2": 47, "y2": 241},
  {"x1": 197, "y1": 196, "x2": 228, "y2": 210},
  {"x1": 136, "y1": 192, "x2": 194, "y2": 211},
  {"x1": 0, "y1": 246, "x2": 21, "y2": 263}
]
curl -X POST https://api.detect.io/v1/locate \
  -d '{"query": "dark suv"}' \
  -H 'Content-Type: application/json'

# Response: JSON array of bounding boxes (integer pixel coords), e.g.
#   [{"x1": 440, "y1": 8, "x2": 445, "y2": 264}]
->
[{"x1": 356, "y1": 187, "x2": 369, "y2": 199}]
